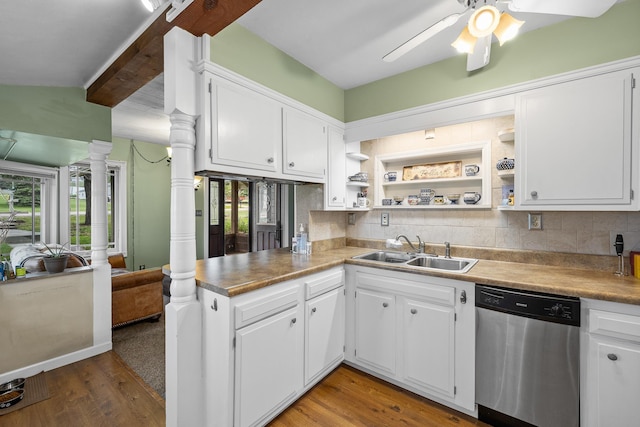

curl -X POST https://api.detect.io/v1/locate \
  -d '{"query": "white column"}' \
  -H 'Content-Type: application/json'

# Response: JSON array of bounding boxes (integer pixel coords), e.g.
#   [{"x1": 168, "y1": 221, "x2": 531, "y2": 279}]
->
[
  {"x1": 165, "y1": 113, "x2": 203, "y2": 427},
  {"x1": 164, "y1": 26, "x2": 203, "y2": 427},
  {"x1": 89, "y1": 140, "x2": 113, "y2": 348}
]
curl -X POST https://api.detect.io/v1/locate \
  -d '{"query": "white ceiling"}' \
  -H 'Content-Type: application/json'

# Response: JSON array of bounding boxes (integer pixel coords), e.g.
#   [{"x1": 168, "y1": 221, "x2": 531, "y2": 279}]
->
[{"x1": 0, "y1": 0, "x2": 618, "y2": 149}]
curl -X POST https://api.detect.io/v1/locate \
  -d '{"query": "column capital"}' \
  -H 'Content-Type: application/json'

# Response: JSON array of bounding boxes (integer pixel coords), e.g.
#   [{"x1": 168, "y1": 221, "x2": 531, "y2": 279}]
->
[{"x1": 89, "y1": 140, "x2": 113, "y2": 158}]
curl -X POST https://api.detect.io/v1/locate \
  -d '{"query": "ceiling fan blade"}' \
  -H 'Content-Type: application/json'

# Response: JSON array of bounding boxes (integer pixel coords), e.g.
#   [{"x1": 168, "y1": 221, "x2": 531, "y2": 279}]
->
[
  {"x1": 383, "y1": 12, "x2": 464, "y2": 62},
  {"x1": 507, "y1": 0, "x2": 617, "y2": 18},
  {"x1": 466, "y1": 35, "x2": 491, "y2": 72}
]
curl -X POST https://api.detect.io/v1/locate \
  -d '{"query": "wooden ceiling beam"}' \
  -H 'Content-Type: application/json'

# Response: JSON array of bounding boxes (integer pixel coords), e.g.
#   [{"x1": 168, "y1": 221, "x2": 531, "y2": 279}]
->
[{"x1": 86, "y1": 0, "x2": 261, "y2": 107}]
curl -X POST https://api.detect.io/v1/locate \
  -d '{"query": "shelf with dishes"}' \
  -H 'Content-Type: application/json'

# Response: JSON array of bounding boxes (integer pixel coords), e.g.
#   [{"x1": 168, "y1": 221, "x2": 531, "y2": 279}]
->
[{"x1": 374, "y1": 140, "x2": 492, "y2": 209}]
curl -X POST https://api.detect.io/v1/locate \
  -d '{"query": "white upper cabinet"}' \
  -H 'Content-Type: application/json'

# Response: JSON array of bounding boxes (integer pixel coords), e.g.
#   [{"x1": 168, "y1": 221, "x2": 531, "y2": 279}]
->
[
  {"x1": 515, "y1": 69, "x2": 638, "y2": 210},
  {"x1": 213, "y1": 80, "x2": 281, "y2": 173},
  {"x1": 196, "y1": 66, "x2": 339, "y2": 184},
  {"x1": 283, "y1": 108, "x2": 327, "y2": 179}
]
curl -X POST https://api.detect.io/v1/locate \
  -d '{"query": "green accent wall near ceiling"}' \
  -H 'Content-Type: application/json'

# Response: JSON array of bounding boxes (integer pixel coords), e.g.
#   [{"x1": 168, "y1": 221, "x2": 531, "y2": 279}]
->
[
  {"x1": 210, "y1": 23, "x2": 345, "y2": 122},
  {"x1": 344, "y1": 0, "x2": 640, "y2": 122},
  {"x1": 0, "y1": 85, "x2": 111, "y2": 142},
  {"x1": 110, "y1": 138, "x2": 171, "y2": 270}
]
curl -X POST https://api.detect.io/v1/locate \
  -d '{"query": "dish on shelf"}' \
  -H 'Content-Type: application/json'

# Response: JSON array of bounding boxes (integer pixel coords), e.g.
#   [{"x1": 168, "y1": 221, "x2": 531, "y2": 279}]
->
[{"x1": 496, "y1": 157, "x2": 515, "y2": 170}]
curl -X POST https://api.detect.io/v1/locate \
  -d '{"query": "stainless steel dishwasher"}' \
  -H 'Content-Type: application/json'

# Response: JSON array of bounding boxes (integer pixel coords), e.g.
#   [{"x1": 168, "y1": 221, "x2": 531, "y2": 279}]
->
[{"x1": 475, "y1": 284, "x2": 580, "y2": 427}]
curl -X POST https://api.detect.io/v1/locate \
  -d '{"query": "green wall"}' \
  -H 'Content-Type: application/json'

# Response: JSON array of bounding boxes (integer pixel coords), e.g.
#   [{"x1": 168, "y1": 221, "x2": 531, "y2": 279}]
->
[
  {"x1": 0, "y1": 85, "x2": 111, "y2": 142},
  {"x1": 345, "y1": 0, "x2": 640, "y2": 122},
  {"x1": 210, "y1": 24, "x2": 345, "y2": 122},
  {"x1": 110, "y1": 138, "x2": 171, "y2": 270}
]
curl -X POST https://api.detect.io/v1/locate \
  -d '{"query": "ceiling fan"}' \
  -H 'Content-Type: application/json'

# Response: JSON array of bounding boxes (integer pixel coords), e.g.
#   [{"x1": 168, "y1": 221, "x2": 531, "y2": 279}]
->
[{"x1": 383, "y1": 0, "x2": 618, "y2": 71}]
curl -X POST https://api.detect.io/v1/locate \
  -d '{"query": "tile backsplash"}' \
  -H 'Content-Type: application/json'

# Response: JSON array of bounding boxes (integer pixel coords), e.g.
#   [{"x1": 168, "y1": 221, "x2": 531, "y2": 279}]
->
[{"x1": 309, "y1": 116, "x2": 640, "y2": 257}]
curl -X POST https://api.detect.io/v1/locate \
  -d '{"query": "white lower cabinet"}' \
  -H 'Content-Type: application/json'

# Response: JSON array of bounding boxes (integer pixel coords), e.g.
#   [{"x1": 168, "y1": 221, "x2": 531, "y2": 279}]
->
[
  {"x1": 305, "y1": 286, "x2": 345, "y2": 385},
  {"x1": 346, "y1": 265, "x2": 475, "y2": 414},
  {"x1": 199, "y1": 266, "x2": 344, "y2": 427},
  {"x1": 235, "y1": 306, "x2": 302, "y2": 427},
  {"x1": 355, "y1": 288, "x2": 396, "y2": 374},
  {"x1": 401, "y1": 297, "x2": 455, "y2": 398},
  {"x1": 582, "y1": 299, "x2": 640, "y2": 427}
]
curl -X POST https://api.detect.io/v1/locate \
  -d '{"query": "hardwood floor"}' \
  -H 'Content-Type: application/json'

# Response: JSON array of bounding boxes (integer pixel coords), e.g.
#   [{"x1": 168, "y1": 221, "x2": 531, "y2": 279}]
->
[
  {"x1": 1, "y1": 351, "x2": 165, "y2": 427},
  {"x1": 270, "y1": 364, "x2": 489, "y2": 427},
  {"x1": 2, "y1": 355, "x2": 487, "y2": 427}
]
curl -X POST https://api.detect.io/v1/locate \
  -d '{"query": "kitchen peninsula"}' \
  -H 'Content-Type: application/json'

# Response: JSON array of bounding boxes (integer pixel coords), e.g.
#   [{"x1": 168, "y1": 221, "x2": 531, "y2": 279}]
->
[{"x1": 166, "y1": 244, "x2": 640, "y2": 426}]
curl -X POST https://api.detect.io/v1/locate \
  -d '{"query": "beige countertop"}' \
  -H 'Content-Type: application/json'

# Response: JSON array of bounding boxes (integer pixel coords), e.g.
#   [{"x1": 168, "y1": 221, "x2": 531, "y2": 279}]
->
[{"x1": 188, "y1": 247, "x2": 640, "y2": 305}]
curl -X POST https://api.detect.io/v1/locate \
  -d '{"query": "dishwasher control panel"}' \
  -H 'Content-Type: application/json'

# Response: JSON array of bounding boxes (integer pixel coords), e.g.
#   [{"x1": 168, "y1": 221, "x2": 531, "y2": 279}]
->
[{"x1": 476, "y1": 284, "x2": 580, "y2": 326}]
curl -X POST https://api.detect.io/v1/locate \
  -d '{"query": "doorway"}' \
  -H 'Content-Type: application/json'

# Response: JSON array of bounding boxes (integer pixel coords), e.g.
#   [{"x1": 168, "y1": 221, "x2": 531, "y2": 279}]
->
[
  {"x1": 253, "y1": 181, "x2": 282, "y2": 251},
  {"x1": 208, "y1": 179, "x2": 290, "y2": 257}
]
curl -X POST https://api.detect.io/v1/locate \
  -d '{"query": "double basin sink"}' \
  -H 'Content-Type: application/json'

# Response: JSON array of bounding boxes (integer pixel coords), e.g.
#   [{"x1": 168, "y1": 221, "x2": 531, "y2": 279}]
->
[{"x1": 352, "y1": 250, "x2": 478, "y2": 274}]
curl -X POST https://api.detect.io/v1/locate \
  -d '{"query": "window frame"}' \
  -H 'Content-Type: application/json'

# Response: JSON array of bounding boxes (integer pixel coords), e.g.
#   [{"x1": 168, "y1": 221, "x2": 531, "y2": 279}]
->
[
  {"x1": 0, "y1": 159, "x2": 58, "y2": 245},
  {"x1": 60, "y1": 159, "x2": 127, "y2": 258}
]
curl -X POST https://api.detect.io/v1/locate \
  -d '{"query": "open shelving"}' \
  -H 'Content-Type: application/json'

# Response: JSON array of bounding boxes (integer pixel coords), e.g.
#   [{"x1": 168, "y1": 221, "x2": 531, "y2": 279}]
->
[{"x1": 373, "y1": 140, "x2": 492, "y2": 209}]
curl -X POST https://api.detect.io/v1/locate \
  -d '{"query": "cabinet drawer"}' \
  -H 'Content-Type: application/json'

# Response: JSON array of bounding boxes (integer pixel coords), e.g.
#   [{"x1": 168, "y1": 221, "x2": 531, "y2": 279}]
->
[
  {"x1": 235, "y1": 285, "x2": 298, "y2": 330},
  {"x1": 589, "y1": 309, "x2": 640, "y2": 342},
  {"x1": 304, "y1": 268, "x2": 344, "y2": 300}
]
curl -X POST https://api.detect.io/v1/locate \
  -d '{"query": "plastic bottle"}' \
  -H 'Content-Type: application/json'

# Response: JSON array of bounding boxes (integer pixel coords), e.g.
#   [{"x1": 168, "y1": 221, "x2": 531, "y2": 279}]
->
[
  {"x1": 298, "y1": 224, "x2": 307, "y2": 255},
  {"x1": 508, "y1": 189, "x2": 515, "y2": 206}
]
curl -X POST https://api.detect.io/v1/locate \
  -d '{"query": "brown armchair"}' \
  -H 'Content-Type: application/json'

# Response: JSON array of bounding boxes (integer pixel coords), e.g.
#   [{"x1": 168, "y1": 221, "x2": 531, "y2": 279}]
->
[{"x1": 108, "y1": 254, "x2": 164, "y2": 328}]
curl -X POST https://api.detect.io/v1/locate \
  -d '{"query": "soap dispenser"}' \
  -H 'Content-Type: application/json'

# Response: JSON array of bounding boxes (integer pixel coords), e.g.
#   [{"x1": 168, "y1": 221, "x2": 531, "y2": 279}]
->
[{"x1": 298, "y1": 224, "x2": 307, "y2": 255}]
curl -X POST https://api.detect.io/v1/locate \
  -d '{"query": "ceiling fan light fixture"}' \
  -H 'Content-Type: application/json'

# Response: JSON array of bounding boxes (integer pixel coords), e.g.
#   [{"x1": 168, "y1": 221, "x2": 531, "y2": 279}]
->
[
  {"x1": 494, "y1": 13, "x2": 525, "y2": 45},
  {"x1": 468, "y1": 5, "x2": 500, "y2": 38},
  {"x1": 452, "y1": 26, "x2": 477, "y2": 54}
]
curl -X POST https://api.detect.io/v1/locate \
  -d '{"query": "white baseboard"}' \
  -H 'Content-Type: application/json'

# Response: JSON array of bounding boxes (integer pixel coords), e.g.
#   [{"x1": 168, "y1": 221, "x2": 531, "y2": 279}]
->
[{"x1": 0, "y1": 342, "x2": 113, "y2": 384}]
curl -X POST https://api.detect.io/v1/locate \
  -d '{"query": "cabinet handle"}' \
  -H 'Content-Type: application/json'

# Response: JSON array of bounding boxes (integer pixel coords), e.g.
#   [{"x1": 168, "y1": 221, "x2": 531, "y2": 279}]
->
[
  {"x1": 607, "y1": 353, "x2": 618, "y2": 361},
  {"x1": 289, "y1": 162, "x2": 295, "y2": 168},
  {"x1": 460, "y1": 290, "x2": 467, "y2": 304},
  {"x1": 531, "y1": 190, "x2": 538, "y2": 198},
  {"x1": 410, "y1": 308, "x2": 417, "y2": 314},
  {"x1": 311, "y1": 307, "x2": 317, "y2": 313},
  {"x1": 332, "y1": 196, "x2": 338, "y2": 201},
  {"x1": 382, "y1": 302, "x2": 389, "y2": 308},
  {"x1": 267, "y1": 157, "x2": 274, "y2": 164},
  {"x1": 290, "y1": 318, "x2": 297, "y2": 326}
]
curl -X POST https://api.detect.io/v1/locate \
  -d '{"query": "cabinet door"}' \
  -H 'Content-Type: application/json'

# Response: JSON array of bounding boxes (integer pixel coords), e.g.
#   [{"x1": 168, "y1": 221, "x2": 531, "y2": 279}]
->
[
  {"x1": 402, "y1": 298, "x2": 455, "y2": 398},
  {"x1": 325, "y1": 127, "x2": 346, "y2": 209},
  {"x1": 283, "y1": 108, "x2": 327, "y2": 180},
  {"x1": 213, "y1": 80, "x2": 281, "y2": 173},
  {"x1": 305, "y1": 287, "x2": 345, "y2": 385},
  {"x1": 355, "y1": 288, "x2": 396, "y2": 374},
  {"x1": 516, "y1": 71, "x2": 635, "y2": 208},
  {"x1": 234, "y1": 306, "x2": 302, "y2": 427},
  {"x1": 588, "y1": 336, "x2": 640, "y2": 427}
]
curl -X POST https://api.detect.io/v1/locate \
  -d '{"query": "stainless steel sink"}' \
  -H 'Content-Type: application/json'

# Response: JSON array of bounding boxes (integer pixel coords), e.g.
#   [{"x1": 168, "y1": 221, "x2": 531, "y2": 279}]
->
[
  {"x1": 352, "y1": 251, "x2": 477, "y2": 273},
  {"x1": 352, "y1": 251, "x2": 414, "y2": 263},
  {"x1": 406, "y1": 256, "x2": 478, "y2": 273}
]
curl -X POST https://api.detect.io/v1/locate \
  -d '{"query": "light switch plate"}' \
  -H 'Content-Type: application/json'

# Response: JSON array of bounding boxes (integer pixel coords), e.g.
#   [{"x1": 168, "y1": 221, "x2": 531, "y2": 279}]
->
[
  {"x1": 381, "y1": 212, "x2": 389, "y2": 226},
  {"x1": 528, "y1": 213, "x2": 542, "y2": 230}
]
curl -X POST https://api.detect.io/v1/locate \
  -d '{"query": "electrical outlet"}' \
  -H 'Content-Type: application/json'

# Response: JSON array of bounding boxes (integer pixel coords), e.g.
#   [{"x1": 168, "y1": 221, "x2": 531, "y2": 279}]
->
[
  {"x1": 139, "y1": 265, "x2": 146, "y2": 270},
  {"x1": 381, "y1": 212, "x2": 389, "y2": 226},
  {"x1": 348, "y1": 213, "x2": 356, "y2": 225},
  {"x1": 528, "y1": 213, "x2": 542, "y2": 230}
]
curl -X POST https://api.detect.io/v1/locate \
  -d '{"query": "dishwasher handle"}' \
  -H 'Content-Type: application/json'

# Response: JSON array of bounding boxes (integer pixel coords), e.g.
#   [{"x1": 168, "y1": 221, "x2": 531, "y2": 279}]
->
[{"x1": 480, "y1": 289, "x2": 505, "y2": 300}]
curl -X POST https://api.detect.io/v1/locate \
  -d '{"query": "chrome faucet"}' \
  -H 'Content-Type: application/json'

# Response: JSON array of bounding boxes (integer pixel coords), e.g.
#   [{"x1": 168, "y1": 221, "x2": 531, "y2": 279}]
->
[
  {"x1": 444, "y1": 241, "x2": 451, "y2": 259},
  {"x1": 395, "y1": 234, "x2": 426, "y2": 253}
]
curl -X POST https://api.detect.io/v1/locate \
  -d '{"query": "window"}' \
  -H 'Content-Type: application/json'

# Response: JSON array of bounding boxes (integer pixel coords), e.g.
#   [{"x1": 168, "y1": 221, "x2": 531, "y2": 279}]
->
[
  {"x1": 64, "y1": 161, "x2": 127, "y2": 256},
  {"x1": 0, "y1": 160, "x2": 57, "y2": 257}
]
